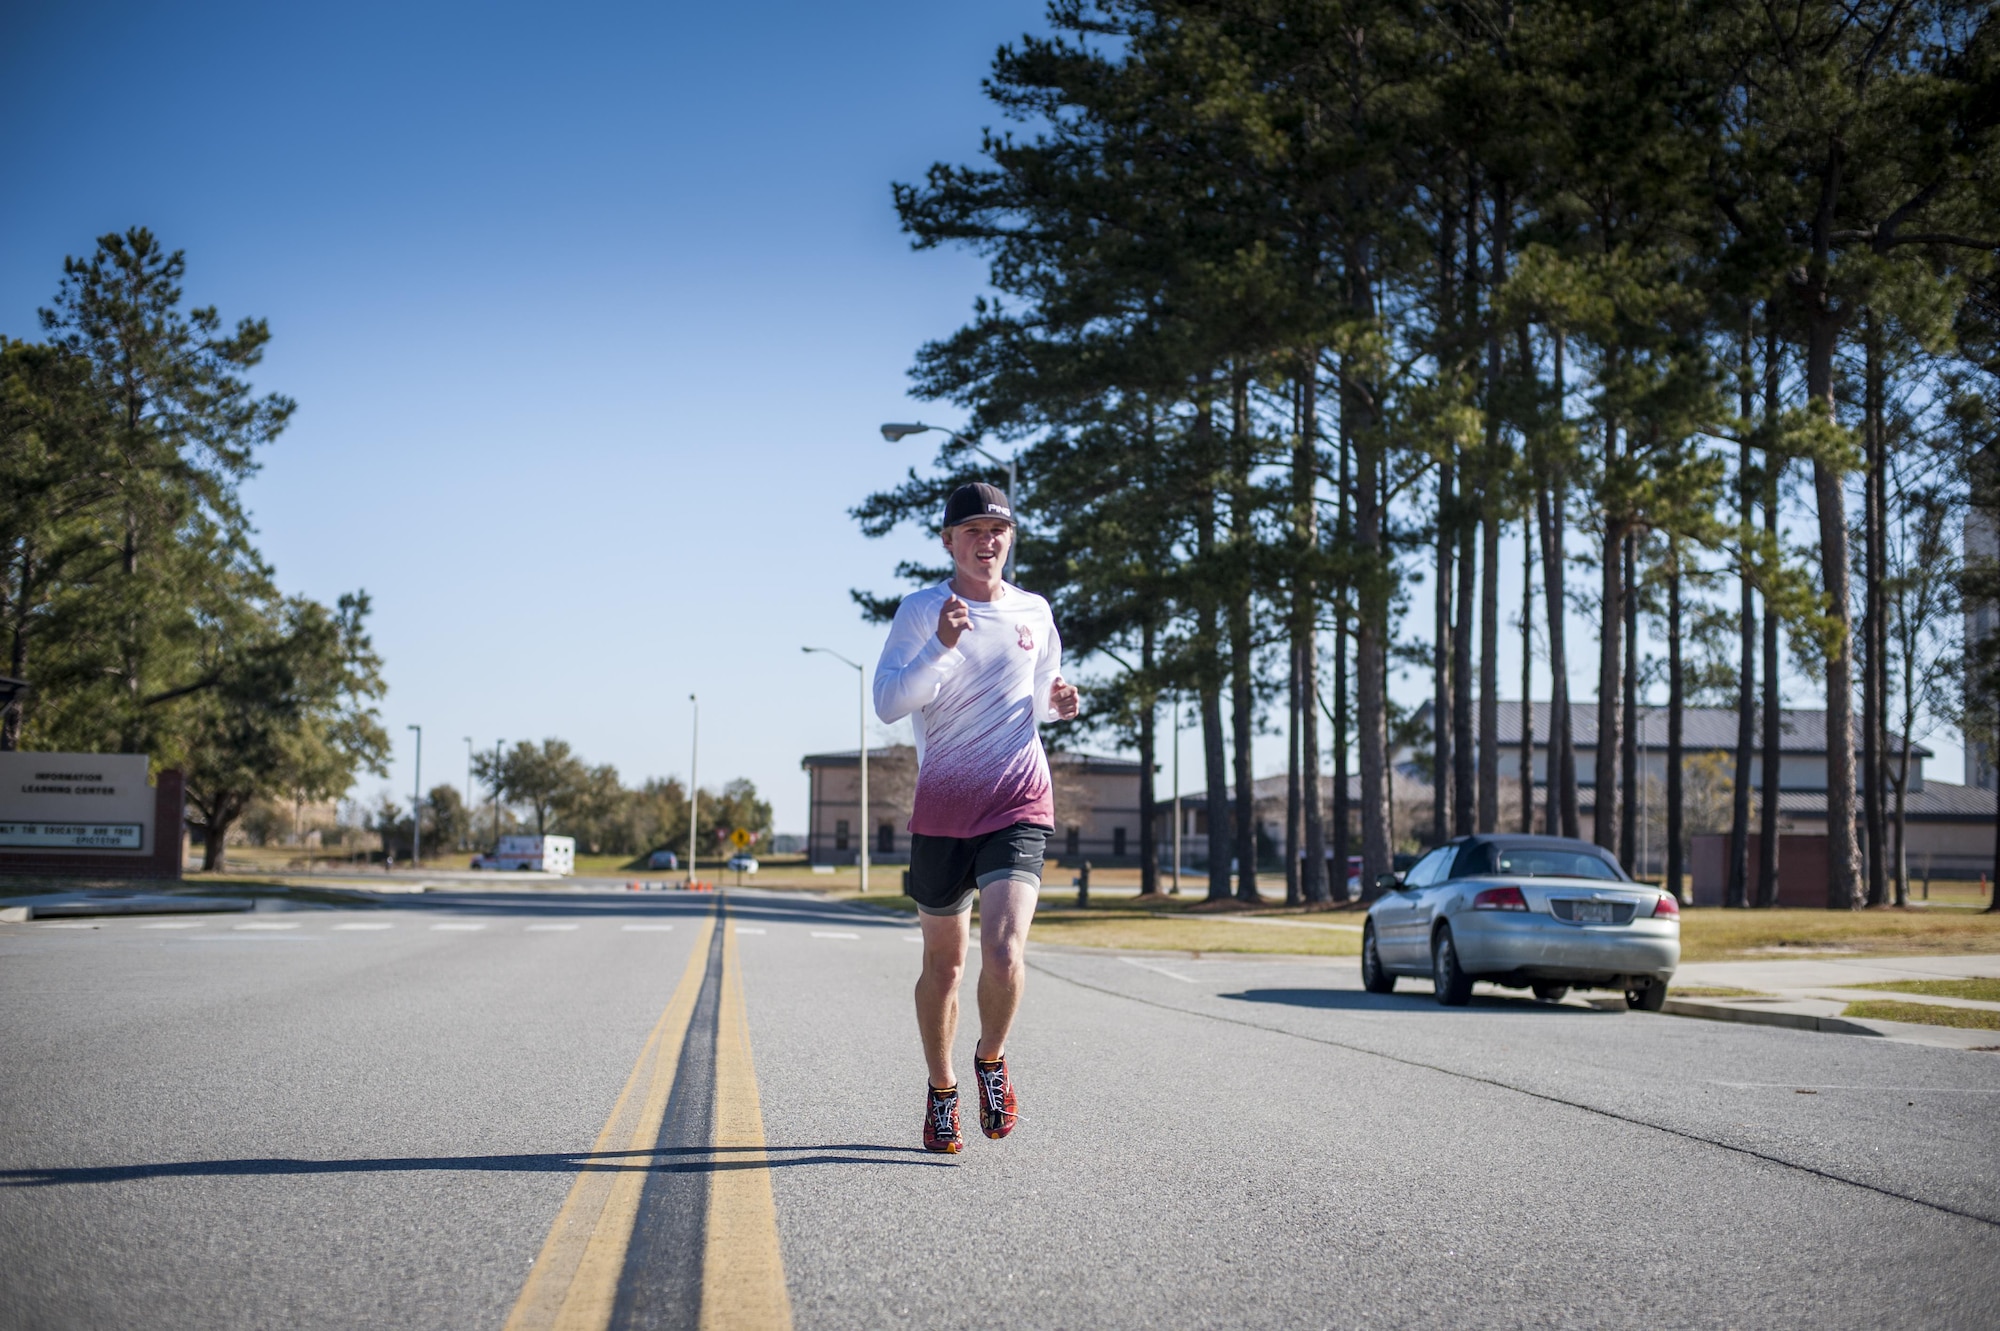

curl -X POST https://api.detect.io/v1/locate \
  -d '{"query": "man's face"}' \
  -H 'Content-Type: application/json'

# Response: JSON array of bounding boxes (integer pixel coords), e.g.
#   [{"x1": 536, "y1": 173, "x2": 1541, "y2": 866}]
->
[{"x1": 943, "y1": 517, "x2": 1014, "y2": 580}]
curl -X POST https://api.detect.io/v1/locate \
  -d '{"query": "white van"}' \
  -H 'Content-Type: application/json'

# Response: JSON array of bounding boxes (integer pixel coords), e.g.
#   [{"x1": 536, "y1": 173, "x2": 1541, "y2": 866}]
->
[{"x1": 472, "y1": 835, "x2": 575, "y2": 875}]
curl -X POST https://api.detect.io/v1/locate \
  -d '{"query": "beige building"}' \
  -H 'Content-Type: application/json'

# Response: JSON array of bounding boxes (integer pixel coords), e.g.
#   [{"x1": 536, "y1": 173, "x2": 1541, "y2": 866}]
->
[
  {"x1": 800, "y1": 747, "x2": 1144, "y2": 865},
  {"x1": 1405, "y1": 701, "x2": 1995, "y2": 877}
]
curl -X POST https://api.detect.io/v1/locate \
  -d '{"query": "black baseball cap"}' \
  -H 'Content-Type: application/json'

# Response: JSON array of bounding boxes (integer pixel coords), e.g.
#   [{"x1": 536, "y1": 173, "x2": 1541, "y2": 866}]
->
[{"x1": 942, "y1": 482, "x2": 1015, "y2": 529}]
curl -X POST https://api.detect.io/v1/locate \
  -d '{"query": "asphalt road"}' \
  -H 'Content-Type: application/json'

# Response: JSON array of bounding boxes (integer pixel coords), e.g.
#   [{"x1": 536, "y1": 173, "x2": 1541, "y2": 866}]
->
[{"x1": 3, "y1": 886, "x2": 1998, "y2": 1330}]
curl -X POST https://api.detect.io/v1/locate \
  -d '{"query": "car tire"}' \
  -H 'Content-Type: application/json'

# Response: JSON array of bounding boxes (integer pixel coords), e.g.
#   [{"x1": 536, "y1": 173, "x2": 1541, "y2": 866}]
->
[
  {"x1": 1626, "y1": 980, "x2": 1668, "y2": 1012},
  {"x1": 1532, "y1": 983, "x2": 1570, "y2": 1003},
  {"x1": 1361, "y1": 922, "x2": 1396, "y2": 994},
  {"x1": 1431, "y1": 926, "x2": 1474, "y2": 1006}
]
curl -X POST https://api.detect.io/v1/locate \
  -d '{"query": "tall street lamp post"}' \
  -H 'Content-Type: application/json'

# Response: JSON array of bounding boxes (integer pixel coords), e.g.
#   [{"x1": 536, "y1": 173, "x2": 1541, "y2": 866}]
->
[
  {"x1": 491, "y1": 741, "x2": 503, "y2": 849},
  {"x1": 880, "y1": 422, "x2": 1020, "y2": 583},
  {"x1": 804, "y1": 647, "x2": 869, "y2": 894},
  {"x1": 407, "y1": 724, "x2": 422, "y2": 868},
  {"x1": 687, "y1": 694, "x2": 699, "y2": 888},
  {"x1": 462, "y1": 737, "x2": 474, "y2": 851}
]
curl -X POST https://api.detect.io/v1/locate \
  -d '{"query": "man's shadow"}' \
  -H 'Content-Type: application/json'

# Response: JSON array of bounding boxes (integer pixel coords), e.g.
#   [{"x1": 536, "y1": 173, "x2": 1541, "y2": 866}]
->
[{"x1": 0, "y1": 1143, "x2": 953, "y2": 1188}]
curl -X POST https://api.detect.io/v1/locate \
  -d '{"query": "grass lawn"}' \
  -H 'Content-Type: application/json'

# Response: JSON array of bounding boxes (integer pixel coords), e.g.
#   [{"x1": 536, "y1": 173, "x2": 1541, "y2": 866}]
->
[
  {"x1": 837, "y1": 891, "x2": 1363, "y2": 957},
  {"x1": 1849, "y1": 977, "x2": 2000, "y2": 1003},
  {"x1": 1676, "y1": 906, "x2": 2000, "y2": 962},
  {"x1": 1672, "y1": 985, "x2": 1773, "y2": 998},
  {"x1": 1841, "y1": 999, "x2": 2000, "y2": 1031}
]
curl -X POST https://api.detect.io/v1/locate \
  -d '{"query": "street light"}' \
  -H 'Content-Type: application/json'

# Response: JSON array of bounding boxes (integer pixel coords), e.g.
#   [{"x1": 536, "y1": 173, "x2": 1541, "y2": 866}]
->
[
  {"x1": 687, "y1": 694, "x2": 699, "y2": 888},
  {"x1": 880, "y1": 421, "x2": 1020, "y2": 583},
  {"x1": 804, "y1": 646, "x2": 870, "y2": 894},
  {"x1": 407, "y1": 724, "x2": 422, "y2": 868},
  {"x1": 462, "y1": 737, "x2": 474, "y2": 851}
]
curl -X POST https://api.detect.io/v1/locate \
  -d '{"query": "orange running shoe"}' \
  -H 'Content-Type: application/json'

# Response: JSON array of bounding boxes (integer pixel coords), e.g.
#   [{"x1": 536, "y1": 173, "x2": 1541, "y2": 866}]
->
[
  {"x1": 974, "y1": 1054, "x2": 1017, "y2": 1139},
  {"x1": 923, "y1": 1085, "x2": 962, "y2": 1154}
]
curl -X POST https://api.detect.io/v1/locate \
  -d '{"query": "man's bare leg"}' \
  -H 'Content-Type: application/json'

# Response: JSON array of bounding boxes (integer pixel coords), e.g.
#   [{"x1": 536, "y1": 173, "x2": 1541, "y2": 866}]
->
[
  {"x1": 915, "y1": 907, "x2": 970, "y2": 1088},
  {"x1": 973, "y1": 878, "x2": 1038, "y2": 1060}
]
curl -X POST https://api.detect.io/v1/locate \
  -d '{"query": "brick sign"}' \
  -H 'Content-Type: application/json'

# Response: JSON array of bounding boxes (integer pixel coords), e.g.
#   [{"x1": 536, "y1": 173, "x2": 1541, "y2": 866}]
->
[{"x1": 0, "y1": 753, "x2": 183, "y2": 879}]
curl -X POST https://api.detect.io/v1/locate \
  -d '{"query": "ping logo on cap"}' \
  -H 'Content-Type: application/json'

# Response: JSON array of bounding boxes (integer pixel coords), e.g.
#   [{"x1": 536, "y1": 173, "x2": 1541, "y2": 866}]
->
[{"x1": 988, "y1": 504, "x2": 1012, "y2": 518}]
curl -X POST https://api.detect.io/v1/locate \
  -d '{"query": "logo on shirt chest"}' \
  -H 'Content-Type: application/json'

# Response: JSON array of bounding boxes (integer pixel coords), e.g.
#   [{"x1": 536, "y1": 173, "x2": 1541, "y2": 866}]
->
[{"x1": 1017, "y1": 624, "x2": 1035, "y2": 651}]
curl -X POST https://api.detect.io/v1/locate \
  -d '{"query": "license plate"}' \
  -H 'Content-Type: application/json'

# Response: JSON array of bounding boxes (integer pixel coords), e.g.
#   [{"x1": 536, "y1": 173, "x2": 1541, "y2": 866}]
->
[{"x1": 1572, "y1": 901, "x2": 1615, "y2": 923}]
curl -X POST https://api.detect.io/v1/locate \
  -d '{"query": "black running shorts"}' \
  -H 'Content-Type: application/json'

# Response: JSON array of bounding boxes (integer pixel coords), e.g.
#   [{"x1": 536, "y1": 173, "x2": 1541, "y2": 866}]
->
[{"x1": 906, "y1": 822, "x2": 1052, "y2": 916}]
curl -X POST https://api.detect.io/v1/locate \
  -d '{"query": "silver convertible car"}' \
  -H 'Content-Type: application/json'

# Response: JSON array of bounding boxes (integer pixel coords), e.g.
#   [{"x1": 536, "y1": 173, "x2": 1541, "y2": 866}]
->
[{"x1": 1361, "y1": 834, "x2": 1679, "y2": 1010}]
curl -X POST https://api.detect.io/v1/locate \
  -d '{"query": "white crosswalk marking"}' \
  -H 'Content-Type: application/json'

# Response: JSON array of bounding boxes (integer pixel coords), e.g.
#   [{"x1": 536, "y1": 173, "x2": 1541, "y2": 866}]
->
[
  {"x1": 525, "y1": 923, "x2": 579, "y2": 932},
  {"x1": 234, "y1": 922, "x2": 300, "y2": 931},
  {"x1": 621, "y1": 924, "x2": 674, "y2": 931},
  {"x1": 140, "y1": 921, "x2": 207, "y2": 930},
  {"x1": 431, "y1": 923, "x2": 485, "y2": 932},
  {"x1": 735, "y1": 926, "x2": 766, "y2": 935},
  {"x1": 333, "y1": 922, "x2": 394, "y2": 931},
  {"x1": 1120, "y1": 956, "x2": 1194, "y2": 983},
  {"x1": 811, "y1": 931, "x2": 860, "y2": 940}
]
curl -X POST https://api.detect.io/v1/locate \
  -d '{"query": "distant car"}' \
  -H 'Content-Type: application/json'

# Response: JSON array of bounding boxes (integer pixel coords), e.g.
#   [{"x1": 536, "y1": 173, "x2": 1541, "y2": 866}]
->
[
  {"x1": 726, "y1": 854, "x2": 759, "y2": 873},
  {"x1": 647, "y1": 849, "x2": 679, "y2": 870},
  {"x1": 1361, "y1": 834, "x2": 1679, "y2": 1010}
]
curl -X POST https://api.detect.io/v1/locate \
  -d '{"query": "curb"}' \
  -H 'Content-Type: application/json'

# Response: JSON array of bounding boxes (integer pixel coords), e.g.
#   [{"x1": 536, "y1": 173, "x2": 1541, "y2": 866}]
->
[{"x1": 1660, "y1": 997, "x2": 1882, "y2": 1037}]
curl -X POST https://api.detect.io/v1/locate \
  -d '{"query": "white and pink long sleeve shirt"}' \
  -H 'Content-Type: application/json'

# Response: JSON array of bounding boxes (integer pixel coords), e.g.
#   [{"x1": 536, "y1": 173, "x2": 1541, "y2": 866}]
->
[{"x1": 872, "y1": 581, "x2": 1064, "y2": 839}]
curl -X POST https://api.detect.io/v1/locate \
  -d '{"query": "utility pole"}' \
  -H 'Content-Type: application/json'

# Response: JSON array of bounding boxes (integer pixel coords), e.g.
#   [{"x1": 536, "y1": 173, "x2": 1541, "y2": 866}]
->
[
  {"x1": 687, "y1": 694, "x2": 699, "y2": 888},
  {"x1": 407, "y1": 724, "x2": 422, "y2": 867},
  {"x1": 1172, "y1": 693, "x2": 1183, "y2": 895},
  {"x1": 462, "y1": 737, "x2": 473, "y2": 851}
]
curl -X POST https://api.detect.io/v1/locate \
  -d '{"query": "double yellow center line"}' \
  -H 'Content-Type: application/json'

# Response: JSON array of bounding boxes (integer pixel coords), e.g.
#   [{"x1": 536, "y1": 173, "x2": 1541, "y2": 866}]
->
[{"x1": 503, "y1": 900, "x2": 791, "y2": 1331}]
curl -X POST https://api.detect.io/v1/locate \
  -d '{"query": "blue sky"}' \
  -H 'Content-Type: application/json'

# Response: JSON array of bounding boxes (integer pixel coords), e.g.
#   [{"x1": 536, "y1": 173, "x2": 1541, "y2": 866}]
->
[
  {"x1": 4, "y1": 1, "x2": 1954, "y2": 837},
  {"x1": 2, "y1": 0, "x2": 1067, "y2": 831}
]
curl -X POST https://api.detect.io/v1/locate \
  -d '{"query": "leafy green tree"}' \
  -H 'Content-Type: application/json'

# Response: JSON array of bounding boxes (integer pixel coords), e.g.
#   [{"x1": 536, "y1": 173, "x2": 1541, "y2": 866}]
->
[
  {"x1": 24, "y1": 228, "x2": 293, "y2": 758},
  {"x1": 474, "y1": 739, "x2": 587, "y2": 838},
  {"x1": 0, "y1": 338, "x2": 117, "y2": 748},
  {"x1": 179, "y1": 592, "x2": 389, "y2": 870},
  {"x1": 426, "y1": 783, "x2": 472, "y2": 853}
]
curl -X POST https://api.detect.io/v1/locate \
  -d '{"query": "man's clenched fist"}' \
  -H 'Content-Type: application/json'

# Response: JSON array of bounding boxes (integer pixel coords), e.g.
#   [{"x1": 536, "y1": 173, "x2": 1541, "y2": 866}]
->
[
  {"x1": 937, "y1": 595, "x2": 972, "y2": 649},
  {"x1": 1049, "y1": 675, "x2": 1080, "y2": 720}
]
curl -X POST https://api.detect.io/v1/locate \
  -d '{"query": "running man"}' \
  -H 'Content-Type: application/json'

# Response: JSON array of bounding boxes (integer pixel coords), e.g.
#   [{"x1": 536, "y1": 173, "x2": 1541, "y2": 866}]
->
[{"x1": 873, "y1": 481, "x2": 1080, "y2": 1154}]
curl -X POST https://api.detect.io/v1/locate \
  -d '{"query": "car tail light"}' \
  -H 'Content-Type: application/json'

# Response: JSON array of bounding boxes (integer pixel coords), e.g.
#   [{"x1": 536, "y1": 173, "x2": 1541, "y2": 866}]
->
[
  {"x1": 1654, "y1": 893, "x2": 1680, "y2": 918},
  {"x1": 1472, "y1": 885, "x2": 1528, "y2": 911}
]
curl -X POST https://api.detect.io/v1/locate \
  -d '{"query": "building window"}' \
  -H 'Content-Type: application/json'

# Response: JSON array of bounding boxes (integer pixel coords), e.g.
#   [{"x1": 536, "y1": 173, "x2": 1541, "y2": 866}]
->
[
  {"x1": 1113, "y1": 827, "x2": 1127, "y2": 857},
  {"x1": 834, "y1": 820, "x2": 849, "y2": 851},
  {"x1": 878, "y1": 823, "x2": 894, "y2": 855},
  {"x1": 1065, "y1": 826, "x2": 1081, "y2": 858}
]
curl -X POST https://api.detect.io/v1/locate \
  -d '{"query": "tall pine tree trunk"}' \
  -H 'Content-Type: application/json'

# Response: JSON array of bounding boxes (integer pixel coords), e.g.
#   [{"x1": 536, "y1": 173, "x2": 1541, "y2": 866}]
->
[
  {"x1": 1139, "y1": 621, "x2": 1159, "y2": 895},
  {"x1": 1297, "y1": 357, "x2": 1327, "y2": 901},
  {"x1": 1520, "y1": 519, "x2": 1535, "y2": 831},
  {"x1": 1667, "y1": 538, "x2": 1686, "y2": 900},
  {"x1": 1453, "y1": 189, "x2": 1479, "y2": 840},
  {"x1": 1621, "y1": 530, "x2": 1640, "y2": 871},
  {"x1": 1230, "y1": 371, "x2": 1260, "y2": 903},
  {"x1": 1540, "y1": 332, "x2": 1579, "y2": 838},
  {"x1": 1863, "y1": 310, "x2": 1887, "y2": 907},
  {"x1": 1195, "y1": 408, "x2": 1233, "y2": 905},
  {"x1": 1594, "y1": 420, "x2": 1624, "y2": 856},
  {"x1": 1346, "y1": 307, "x2": 1392, "y2": 900},
  {"x1": 1333, "y1": 407, "x2": 1352, "y2": 899},
  {"x1": 1454, "y1": 510, "x2": 1477, "y2": 836},
  {"x1": 1287, "y1": 644, "x2": 1302, "y2": 906},
  {"x1": 1729, "y1": 318, "x2": 1757, "y2": 909},
  {"x1": 1759, "y1": 326, "x2": 1784, "y2": 908},
  {"x1": 1435, "y1": 457, "x2": 1455, "y2": 843},
  {"x1": 1803, "y1": 177, "x2": 1862, "y2": 912}
]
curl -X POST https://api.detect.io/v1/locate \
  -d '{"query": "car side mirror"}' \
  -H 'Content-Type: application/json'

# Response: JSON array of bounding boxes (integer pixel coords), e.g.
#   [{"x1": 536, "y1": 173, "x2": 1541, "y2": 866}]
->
[{"x1": 1376, "y1": 872, "x2": 1403, "y2": 893}]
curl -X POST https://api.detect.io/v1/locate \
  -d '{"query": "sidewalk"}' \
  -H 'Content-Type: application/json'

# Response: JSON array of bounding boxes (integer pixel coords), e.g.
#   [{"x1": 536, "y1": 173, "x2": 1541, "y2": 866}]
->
[{"x1": 1667, "y1": 954, "x2": 2000, "y2": 1051}]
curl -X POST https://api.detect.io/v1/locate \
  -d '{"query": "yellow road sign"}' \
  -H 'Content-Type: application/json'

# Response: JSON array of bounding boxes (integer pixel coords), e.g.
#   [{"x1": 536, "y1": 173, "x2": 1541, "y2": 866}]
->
[{"x1": 729, "y1": 827, "x2": 753, "y2": 850}]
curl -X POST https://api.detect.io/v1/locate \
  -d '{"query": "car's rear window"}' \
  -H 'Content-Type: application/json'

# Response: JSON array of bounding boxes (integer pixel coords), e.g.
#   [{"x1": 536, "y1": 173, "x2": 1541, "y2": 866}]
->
[{"x1": 1493, "y1": 848, "x2": 1625, "y2": 881}]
